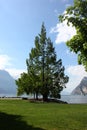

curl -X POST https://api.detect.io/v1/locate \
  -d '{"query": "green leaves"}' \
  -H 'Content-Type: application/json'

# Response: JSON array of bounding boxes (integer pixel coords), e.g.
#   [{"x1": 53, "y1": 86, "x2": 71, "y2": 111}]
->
[
  {"x1": 16, "y1": 23, "x2": 69, "y2": 100},
  {"x1": 59, "y1": 0, "x2": 87, "y2": 71},
  {"x1": 15, "y1": 73, "x2": 31, "y2": 96}
]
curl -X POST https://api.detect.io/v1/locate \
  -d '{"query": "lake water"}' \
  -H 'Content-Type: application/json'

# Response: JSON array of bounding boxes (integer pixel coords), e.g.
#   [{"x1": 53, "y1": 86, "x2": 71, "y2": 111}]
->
[
  {"x1": 0, "y1": 94, "x2": 87, "y2": 104},
  {"x1": 61, "y1": 95, "x2": 87, "y2": 104}
]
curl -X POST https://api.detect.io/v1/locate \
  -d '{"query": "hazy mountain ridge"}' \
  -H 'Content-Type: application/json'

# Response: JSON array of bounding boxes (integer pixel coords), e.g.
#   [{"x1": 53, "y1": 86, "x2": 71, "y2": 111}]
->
[
  {"x1": 0, "y1": 70, "x2": 17, "y2": 96},
  {"x1": 71, "y1": 77, "x2": 87, "y2": 95},
  {"x1": 1, "y1": 69, "x2": 87, "y2": 97}
]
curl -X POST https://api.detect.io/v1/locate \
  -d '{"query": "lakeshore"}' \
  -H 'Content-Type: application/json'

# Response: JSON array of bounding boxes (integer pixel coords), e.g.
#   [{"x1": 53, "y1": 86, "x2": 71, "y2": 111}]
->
[{"x1": 0, "y1": 95, "x2": 87, "y2": 104}]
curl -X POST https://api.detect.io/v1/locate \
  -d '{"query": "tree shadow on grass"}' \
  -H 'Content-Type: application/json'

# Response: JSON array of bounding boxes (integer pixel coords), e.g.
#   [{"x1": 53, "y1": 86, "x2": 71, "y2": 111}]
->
[{"x1": 0, "y1": 112, "x2": 45, "y2": 130}]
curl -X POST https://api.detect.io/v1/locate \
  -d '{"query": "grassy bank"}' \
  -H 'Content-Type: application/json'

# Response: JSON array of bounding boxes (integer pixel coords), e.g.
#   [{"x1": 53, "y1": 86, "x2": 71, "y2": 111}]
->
[{"x1": 0, "y1": 99, "x2": 87, "y2": 130}]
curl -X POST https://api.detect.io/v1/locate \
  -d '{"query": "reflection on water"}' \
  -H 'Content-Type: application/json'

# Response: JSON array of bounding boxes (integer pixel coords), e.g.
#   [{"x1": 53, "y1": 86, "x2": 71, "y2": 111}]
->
[{"x1": 61, "y1": 95, "x2": 87, "y2": 104}]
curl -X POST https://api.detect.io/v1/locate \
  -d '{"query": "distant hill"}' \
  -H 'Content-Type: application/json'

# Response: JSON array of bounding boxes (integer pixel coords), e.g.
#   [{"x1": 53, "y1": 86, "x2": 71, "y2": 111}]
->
[
  {"x1": 0, "y1": 70, "x2": 17, "y2": 96},
  {"x1": 71, "y1": 77, "x2": 87, "y2": 95}
]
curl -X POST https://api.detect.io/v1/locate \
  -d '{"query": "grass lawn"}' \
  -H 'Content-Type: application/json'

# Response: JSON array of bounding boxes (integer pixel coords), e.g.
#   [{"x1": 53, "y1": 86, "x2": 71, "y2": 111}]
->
[{"x1": 0, "y1": 99, "x2": 87, "y2": 130}]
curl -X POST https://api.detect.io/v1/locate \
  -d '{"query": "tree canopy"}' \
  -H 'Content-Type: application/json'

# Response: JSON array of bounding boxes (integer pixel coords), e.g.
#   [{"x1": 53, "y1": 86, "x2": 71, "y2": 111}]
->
[
  {"x1": 59, "y1": 0, "x2": 87, "y2": 70},
  {"x1": 16, "y1": 23, "x2": 69, "y2": 101}
]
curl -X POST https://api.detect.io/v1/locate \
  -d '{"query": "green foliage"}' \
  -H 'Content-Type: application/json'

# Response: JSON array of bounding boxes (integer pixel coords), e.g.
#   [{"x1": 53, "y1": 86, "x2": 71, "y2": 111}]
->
[
  {"x1": 59, "y1": 0, "x2": 87, "y2": 70},
  {"x1": 16, "y1": 23, "x2": 69, "y2": 100},
  {"x1": 16, "y1": 73, "x2": 32, "y2": 96}
]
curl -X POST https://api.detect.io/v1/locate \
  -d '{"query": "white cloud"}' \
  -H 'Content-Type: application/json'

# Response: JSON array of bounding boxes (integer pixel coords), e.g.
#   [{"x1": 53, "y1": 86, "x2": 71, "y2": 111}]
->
[
  {"x1": 64, "y1": 65, "x2": 87, "y2": 93},
  {"x1": 50, "y1": 20, "x2": 76, "y2": 44},
  {"x1": 67, "y1": 65, "x2": 87, "y2": 77},
  {"x1": 6, "y1": 68, "x2": 26, "y2": 79},
  {"x1": 0, "y1": 54, "x2": 26, "y2": 79},
  {"x1": 0, "y1": 54, "x2": 12, "y2": 69}
]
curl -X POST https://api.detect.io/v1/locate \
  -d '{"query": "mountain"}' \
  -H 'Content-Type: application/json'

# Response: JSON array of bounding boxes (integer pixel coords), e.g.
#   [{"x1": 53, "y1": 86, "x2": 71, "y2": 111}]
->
[
  {"x1": 0, "y1": 70, "x2": 17, "y2": 96},
  {"x1": 71, "y1": 77, "x2": 87, "y2": 95}
]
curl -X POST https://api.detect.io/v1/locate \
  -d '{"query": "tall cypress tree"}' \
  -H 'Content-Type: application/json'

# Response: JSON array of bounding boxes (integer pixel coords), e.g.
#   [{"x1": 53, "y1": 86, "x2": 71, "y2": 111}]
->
[
  {"x1": 26, "y1": 23, "x2": 69, "y2": 101},
  {"x1": 16, "y1": 23, "x2": 69, "y2": 101}
]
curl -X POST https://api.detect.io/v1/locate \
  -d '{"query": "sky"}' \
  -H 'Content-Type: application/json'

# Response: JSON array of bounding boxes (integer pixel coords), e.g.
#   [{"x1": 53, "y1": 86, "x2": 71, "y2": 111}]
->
[{"x1": 0, "y1": 0, "x2": 87, "y2": 94}]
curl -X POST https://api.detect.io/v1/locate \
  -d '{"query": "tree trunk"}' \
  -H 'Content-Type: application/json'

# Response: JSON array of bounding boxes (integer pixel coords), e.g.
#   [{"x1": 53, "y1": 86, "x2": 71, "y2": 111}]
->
[
  {"x1": 43, "y1": 94, "x2": 48, "y2": 102},
  {"x1": 34, "y1": 93, "x2": 35, "y2": 99},
  {"x1": 36, "y1": 92, "x2": 38, "y2": 100}
]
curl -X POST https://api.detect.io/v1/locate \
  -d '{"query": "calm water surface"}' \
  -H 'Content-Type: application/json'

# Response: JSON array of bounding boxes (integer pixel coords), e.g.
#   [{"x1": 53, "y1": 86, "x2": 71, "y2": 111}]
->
[
  {"x1": 0, "y1": 94, "x2": 87, "y2": 104},
  {"x1": 61, "y1": 95, "x2": 87, "y2": 104}
]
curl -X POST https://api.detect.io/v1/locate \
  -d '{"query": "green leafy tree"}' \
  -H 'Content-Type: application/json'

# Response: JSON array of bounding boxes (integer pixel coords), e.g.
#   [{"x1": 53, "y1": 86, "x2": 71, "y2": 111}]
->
[
  {"x1": 16, "y1": 23, "x2": 69, "y2": 101},
  {"x1": 26, "y1": 47, "x2": 41, "y2": 99},
  {"x1": 16, "y1": 72, "x2": 32, "y2": 96},
  {"x1": 59, "y1": 0, "x2": 87, "y2": 70},
  {"x1": 26, "y1": 23, "x2": 69, "y2": 101}
]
